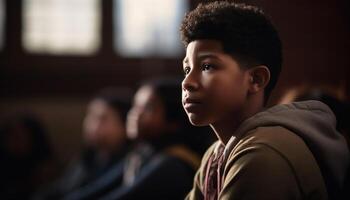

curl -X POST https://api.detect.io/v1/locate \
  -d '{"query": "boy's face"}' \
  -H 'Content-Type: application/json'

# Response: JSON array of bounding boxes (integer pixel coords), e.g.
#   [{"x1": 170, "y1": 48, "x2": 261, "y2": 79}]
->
[{"x1": 182, "y1": 40, "x2": 250, "y2": 126}]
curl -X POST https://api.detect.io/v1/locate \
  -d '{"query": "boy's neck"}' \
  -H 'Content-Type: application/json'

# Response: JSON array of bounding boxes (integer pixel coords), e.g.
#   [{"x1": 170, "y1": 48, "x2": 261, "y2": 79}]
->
[{"x1": 210, "y1": 96, "x2": 265, "y2": 145}]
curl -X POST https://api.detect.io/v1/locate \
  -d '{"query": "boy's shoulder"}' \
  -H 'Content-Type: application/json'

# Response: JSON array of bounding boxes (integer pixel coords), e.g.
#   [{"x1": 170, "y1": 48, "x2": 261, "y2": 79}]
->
[
  {"x1": 221, "y1": 126, "x2": 327, "y2": 199},
  {"x1": 199, "y1": 125, "x2": 315, "y2": 170},
  {"x1": 231, "y1": 126, "x2": 310, "y2": 158},
  {"x1": 227, "y1": 126, "x2": 321, "y2": 172},
  {"x1": 190, "y1": 127, "x2": 328, "y2": 199}
]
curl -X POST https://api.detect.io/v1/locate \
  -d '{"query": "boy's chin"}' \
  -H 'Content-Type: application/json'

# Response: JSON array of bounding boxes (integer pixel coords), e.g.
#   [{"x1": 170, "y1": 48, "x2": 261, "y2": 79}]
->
[{"x1": 187, "y1": 113, "x2": 210, "y2": 127}]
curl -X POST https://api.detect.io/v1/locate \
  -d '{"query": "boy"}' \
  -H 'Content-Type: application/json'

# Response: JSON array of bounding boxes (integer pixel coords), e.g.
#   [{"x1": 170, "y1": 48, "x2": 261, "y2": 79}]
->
[{"x1": 180, "y1": 1, "x2": 349, "y2": 200}]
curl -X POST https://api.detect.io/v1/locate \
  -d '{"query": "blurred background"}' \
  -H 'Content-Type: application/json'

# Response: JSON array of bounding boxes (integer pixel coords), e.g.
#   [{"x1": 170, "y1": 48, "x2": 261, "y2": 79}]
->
[{"x1": 0, "y1": 0, "x2": 349, "y2": 168}]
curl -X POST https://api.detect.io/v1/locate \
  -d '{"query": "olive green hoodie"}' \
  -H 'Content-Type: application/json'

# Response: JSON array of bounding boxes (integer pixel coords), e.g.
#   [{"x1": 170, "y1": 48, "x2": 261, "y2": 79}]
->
[{"x1": 186, "y1": 100, "x2": 349, "y2": 200}]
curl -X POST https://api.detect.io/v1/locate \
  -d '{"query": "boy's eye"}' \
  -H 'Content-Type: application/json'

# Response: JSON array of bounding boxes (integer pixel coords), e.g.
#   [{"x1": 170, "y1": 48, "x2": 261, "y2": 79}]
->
[
  {"x1": 202, "y1": 63, "x2": 213, "y2": 71},
  {"x1": 183, "y1": 66, "x2": 191, "y2": 75}
]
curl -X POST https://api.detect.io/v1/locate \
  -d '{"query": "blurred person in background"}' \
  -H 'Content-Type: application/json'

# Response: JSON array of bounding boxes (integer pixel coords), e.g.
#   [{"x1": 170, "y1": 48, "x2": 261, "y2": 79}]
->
[
  {"x1": 35, "y1": 88, "x2": 131, "y2": 200},
  {"x1": 99, "y1": 77, "x2": 212, "y2": 200},
  {"x1": 0, "y1": 113, "x2": 57, "y2": 200}
]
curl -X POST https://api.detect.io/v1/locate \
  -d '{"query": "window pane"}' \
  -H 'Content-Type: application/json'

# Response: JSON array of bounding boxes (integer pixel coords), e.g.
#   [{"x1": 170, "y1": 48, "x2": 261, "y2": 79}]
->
[
  {"x1": 0, "y1": 0, "x2": 5, "y2": 50},
  {"x1": 22, "y1": 0, "x2": 101, "y2": 55},
  {"x1": 114, "y1": 0, "x2": 188, "y2": 57}
]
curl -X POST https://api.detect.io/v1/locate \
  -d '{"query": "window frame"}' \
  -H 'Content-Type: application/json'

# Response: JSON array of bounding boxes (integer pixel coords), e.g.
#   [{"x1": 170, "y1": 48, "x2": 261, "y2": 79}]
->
[{"x1": 0, "y1": 0, "x2": 200, "y2": 97}]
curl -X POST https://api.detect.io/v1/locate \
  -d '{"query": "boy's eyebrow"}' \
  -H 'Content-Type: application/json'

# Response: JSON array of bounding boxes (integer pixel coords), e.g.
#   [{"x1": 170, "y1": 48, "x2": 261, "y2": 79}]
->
[
  {"x1": 197, "y1": 52, "x2": 220, "y2": 59},
  {"x1": 182, "y1": 52, "x2": 220, "y2": 65}
]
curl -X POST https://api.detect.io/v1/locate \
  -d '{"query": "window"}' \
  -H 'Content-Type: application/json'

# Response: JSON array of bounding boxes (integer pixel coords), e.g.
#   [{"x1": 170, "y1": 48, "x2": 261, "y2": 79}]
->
[
  {"x1": 114, "y1": 0, "x2": 188, "y2": 57},
  {"x1": 22, "y1": 0, "x2": 101, "y2": 55},
  {"x1": 0, "y1": 0, "x2": 5, "y2": 50}
]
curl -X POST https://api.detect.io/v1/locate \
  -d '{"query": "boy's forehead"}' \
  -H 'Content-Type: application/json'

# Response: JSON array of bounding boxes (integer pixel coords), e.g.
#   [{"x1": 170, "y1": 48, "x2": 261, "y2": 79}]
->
[{"x1": 184, "y1": 39, "x2": 225, "y2": 62}]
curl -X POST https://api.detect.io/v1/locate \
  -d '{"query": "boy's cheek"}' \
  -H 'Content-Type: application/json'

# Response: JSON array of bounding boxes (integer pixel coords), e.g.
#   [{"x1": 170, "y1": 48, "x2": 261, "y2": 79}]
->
[{"x1": 181, "y1": 91, "x2": 186, "y2": 101}]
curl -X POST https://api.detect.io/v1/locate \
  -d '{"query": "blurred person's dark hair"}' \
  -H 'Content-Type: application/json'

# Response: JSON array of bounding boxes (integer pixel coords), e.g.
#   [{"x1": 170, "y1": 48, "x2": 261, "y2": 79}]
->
[
  {"x1": 0, "y1": 113, "x2": 53, "y2": 162},
  {"x1": 0, "y1": 112, "x2": 55, "y2": 199},
  {"x1": 142, "y1": 77, "x2": 185, "y2": 123},
  {"x1": 93, "y1": 87, "x2": 132, "y2": 124}
]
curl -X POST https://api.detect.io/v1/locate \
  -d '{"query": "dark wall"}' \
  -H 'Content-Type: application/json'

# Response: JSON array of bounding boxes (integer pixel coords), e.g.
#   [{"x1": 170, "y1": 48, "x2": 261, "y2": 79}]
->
[
  {"x1": 0, "y1": 0, "x2": 349, "y2": 163},
  {"x1": 253, "y1": 0, "x2": 350, "y2": 103}
]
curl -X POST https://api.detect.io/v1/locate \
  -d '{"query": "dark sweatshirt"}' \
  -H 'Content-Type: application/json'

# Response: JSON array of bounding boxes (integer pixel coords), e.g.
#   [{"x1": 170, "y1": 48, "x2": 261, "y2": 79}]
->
[{"x1": 186, "y1": 100, "x2": 349, "y2": 200}]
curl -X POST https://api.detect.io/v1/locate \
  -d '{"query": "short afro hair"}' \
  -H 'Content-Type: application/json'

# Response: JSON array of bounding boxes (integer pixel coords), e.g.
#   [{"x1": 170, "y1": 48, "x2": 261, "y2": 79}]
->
[{"x1": 180, "y1": 1, "x2": 282, "y2": 101}]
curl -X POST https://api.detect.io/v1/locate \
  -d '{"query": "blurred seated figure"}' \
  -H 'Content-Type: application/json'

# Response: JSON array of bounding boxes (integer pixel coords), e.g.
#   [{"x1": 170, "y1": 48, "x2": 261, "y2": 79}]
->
[
  {"x1": 35, "y1": 88, "x2": 131, "y2": 200},
  {"x1": 0, "y1": 113, "x2": 56, "y2": 200},
  {"x1": 99, "y1": 78, "x2": 211, "y2": 200}
]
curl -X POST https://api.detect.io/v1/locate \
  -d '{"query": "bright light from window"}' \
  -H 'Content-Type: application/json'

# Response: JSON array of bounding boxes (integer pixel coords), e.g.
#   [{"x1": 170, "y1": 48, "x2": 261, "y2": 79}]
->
[
  {"x1": 0, "y1": 0, "x2": 5, "y2": 50},
  {"x1": 114, "y1": 0, "x2": 188, "y2": 57},
  {"x1": 22, "y1": 0, "x2": 101, "y2": 55}
]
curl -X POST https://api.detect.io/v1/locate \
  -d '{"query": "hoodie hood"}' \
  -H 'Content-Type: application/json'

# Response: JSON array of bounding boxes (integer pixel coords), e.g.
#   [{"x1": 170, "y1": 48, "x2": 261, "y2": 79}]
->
[{"x1": 225, "y1": 100, "x2": 349, "y2": 197}]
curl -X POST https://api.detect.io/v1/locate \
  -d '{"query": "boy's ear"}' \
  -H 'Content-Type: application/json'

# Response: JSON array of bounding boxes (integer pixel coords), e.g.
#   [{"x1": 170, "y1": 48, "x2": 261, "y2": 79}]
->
[{"x1": 247, "y1": 65, "x2": 270, "y2": 94}]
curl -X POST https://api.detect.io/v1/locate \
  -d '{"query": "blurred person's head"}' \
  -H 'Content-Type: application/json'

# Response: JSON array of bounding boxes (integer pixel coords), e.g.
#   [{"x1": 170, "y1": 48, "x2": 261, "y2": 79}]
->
[
  {"x1": 83, "y1": 88, "x2": 130, "y2": 152},
  {"x1": 127, "y1": 78, "x2": 186, "y2": 141},
  {"x1": 0, "y1": 113, "x2": 52, "y2": 162}
]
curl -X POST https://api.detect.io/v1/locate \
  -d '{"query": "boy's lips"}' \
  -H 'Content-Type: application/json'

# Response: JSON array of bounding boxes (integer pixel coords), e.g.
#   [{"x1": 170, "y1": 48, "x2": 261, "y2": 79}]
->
[
  {"x1": 184, "y1": 97, "x2": 202, "y2": 104},
  {"x1": 183, "y1": 97, "x2": 203, "y2": 112}
]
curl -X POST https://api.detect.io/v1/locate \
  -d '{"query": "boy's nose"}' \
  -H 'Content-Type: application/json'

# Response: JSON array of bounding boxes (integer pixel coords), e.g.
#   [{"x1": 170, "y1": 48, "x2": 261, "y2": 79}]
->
[{"x1": 182, "y1": 72, "x2": 199, "y2": 92}]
